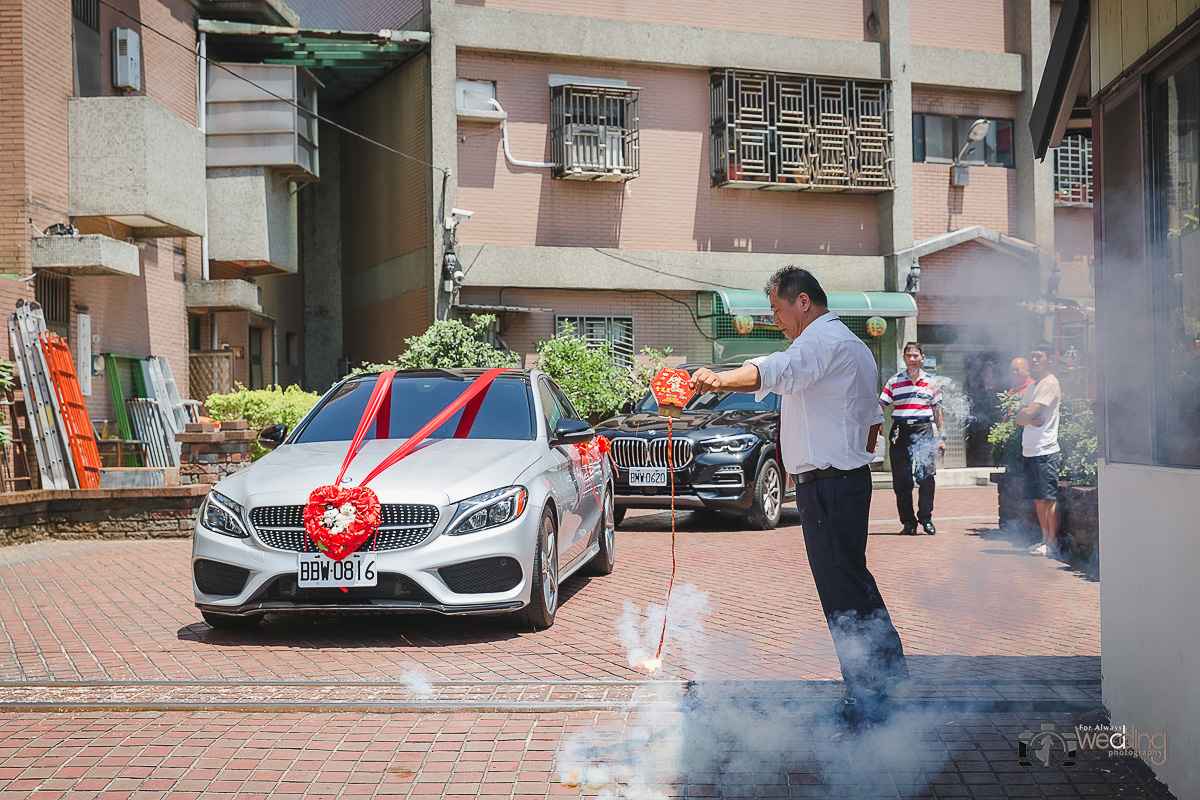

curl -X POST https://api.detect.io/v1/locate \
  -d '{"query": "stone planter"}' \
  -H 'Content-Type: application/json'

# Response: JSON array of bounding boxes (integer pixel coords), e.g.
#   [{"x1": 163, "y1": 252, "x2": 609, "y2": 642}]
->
[{"x1": 991, "y1": 471, "x2": 1099, "y2": 557}]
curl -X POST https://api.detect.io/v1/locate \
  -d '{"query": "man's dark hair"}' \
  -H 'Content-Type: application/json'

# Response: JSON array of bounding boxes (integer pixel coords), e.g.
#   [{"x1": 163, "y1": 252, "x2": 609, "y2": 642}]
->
[
  {"x1": 903, "y1": 342, "x2": 924, "y2": 357},
  {"x1": 764, "y1": 266, "x2": 828, "y2": 307},
  {"x1": 1031, "y1": 340, "x2": 1054, "y2": 357}
]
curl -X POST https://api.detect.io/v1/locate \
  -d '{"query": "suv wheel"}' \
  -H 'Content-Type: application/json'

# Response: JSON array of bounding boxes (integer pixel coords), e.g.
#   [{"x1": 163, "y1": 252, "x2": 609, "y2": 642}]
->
[{"x1": 743, "y1": 458, "x2": 783, "y2": 530}]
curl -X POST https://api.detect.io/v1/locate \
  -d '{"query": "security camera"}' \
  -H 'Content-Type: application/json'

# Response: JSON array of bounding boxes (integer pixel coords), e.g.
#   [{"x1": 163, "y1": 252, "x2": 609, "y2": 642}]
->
[
  {"x1": 452, "y1": 269, "x2": 465, "y2": 285},
  {"x1": 444, "y1": 208, "x2": 475, "y2": 229}
]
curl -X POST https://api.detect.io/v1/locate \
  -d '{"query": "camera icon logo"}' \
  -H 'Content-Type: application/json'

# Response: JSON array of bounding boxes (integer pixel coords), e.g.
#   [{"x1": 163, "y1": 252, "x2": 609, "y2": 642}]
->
[{"x1": 1019, "y1": 723, "x2": 1078, "y2": 768}]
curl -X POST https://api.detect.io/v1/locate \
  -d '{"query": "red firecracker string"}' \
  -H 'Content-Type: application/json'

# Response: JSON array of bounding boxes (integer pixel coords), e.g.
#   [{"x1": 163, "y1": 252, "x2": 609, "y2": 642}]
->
[{"x1": 654, "y1": 415, "x2": 677, "y2": 662}]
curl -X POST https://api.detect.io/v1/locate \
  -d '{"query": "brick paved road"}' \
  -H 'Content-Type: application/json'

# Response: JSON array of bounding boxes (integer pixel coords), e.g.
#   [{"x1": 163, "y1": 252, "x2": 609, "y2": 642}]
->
[{"x1": 0, "y1": 486, "x2": 1176, "y2": 798}]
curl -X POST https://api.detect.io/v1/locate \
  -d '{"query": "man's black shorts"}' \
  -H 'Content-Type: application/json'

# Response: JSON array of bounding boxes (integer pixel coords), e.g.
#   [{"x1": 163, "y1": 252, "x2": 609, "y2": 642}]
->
[{"x1": 1022, "y1": 452, "x2": 1061, "y2": 501}]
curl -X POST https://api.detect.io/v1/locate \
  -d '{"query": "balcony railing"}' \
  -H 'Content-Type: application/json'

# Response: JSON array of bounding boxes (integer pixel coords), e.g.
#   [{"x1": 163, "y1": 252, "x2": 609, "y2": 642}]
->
[{"x1": 1053, "y1": 134, "x2": 1092, "y2": 205}]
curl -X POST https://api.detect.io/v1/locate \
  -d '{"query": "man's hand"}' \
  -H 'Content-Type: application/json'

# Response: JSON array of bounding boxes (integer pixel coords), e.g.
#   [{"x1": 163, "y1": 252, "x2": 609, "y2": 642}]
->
[
  {"x1": 937, "y1": 439, "x2": 947, "y2": 455},
  {"x1": 690, "y1": 367, "x2": 724, "y2": 394}
]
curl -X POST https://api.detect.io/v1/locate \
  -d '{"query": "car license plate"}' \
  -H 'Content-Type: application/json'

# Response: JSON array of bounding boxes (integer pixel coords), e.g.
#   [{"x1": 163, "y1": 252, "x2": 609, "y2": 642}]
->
[
  {"x1": 297, "y1": 552, "x2": 378, "y2": 588},
  {"x1": 628, "y1": 466, "x2": 668, "y2": 487}
]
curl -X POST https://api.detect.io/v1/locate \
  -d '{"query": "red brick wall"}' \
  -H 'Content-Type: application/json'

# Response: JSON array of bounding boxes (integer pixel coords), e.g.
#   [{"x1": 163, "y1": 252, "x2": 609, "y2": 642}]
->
[
  {"x1": 914, "y1": 240, "x2": 1037, "y2": 324},
  {"x1": 100, "y1": 0, "x2": 198, "y2": 124},
  {"x1": 910, "y1": 0, "x2": 1015, "y2": 52},
  {"x1": 459, "y1": 287, "x2": 712, "y2": 365},
  {"x1": 346, "y1": 288, "x2": 429, "y2": 367},
  {"x1": 912, "y1": 88, "x2": 1017, "y2": 118},
  {"x1": 455, "y1": 0, "x2": 870, "y2": 42},
  {"x1": 456, "y1": 52, "x2": 880, "y2": 256}
]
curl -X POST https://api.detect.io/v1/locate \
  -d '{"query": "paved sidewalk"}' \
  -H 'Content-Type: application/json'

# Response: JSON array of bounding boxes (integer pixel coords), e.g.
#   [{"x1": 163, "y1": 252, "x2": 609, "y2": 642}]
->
[{"x1": 0, "y1": 486, "x2": 1175, "y2": 799}]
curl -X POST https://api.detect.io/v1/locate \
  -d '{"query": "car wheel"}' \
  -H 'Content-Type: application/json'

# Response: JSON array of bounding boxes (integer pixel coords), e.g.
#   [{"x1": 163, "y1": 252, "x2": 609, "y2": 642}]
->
[
  {"x1": 585, "y1": 484, "x2": 616, "y2": 576},
  {"x1": 516, "y1": 508, "x2": 559, "y2": 630},
  {"x1": 612, "y1": 506, "x2": 627, "y2": 526},
  {"x1": 200, "y1": 610, "x2": 262, "y2": 631},
  {"x1": 743, "y1": 458, "x2": 783, "y2": 530}
]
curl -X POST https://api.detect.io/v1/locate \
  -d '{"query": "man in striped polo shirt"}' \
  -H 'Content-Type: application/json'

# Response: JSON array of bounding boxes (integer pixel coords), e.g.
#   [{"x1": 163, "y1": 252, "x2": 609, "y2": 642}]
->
[{"x1": 879, "y1": 342, "x2": 946, "y2": 535}]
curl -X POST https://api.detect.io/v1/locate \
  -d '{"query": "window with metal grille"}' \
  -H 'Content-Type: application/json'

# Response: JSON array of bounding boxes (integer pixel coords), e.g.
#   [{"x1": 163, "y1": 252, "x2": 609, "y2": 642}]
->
[
  {"x1": 550, "y1": 84, "x2": 640, "y2": 181},
  {"x1": 1052, "y1": 134, "x2": 1092, "y2": 205},
  {"x1": 913, "y1": 114, "x2": 1014, "y2": 166},
  {"x1": 710, "y1": 69, "x2": 893, "y2": 191},
  {"x1": 34, "y1": 273, "x2": 71, "y2": 326},
  {"x1": 556, "y1": 316, "x2": 634, "y2": 370}
]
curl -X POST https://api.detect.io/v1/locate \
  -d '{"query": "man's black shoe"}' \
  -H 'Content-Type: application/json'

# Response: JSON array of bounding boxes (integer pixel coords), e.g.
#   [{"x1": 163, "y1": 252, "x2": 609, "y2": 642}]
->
[
  {"x1": 840, "y1": 692, "x2": 891, "y2": 725},
  {"x1": 900, "y1": 524, "x2": 918, "y2": 535},
  {"x1": 922, "y1": 522, "x2": 936, "y2": 534}
]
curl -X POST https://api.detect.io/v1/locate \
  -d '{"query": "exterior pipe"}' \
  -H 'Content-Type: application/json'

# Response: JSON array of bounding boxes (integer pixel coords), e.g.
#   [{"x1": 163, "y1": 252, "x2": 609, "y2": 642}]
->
[{"x1": 463, "y1": 91, "x2": 555, "y2": 169}]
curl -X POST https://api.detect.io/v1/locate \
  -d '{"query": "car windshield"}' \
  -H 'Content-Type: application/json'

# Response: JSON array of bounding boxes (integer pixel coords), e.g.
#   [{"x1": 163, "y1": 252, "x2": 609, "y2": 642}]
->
[
  {"x1": 632, "y1": 386, "x2": 778, "y2": 414},
  {"x1": 293, "y1": 374, "x2": 534, "y2": 443}
]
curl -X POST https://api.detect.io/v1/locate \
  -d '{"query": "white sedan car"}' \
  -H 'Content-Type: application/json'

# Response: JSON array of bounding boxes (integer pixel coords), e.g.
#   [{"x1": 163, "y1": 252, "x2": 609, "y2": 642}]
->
[{"x1": 191, "y1": 368, "x2": 615, "y2": 631}]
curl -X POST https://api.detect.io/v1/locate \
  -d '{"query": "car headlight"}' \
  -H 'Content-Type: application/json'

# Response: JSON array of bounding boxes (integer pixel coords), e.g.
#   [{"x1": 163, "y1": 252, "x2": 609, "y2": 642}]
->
[
  {"x1": 200, "y1": 491, "x2": 250, "y2": 539},
  {"x1": 698, "y1": 434, "x2": 759, "y2": 454},
  {"x1": 446, "y1": 486, "x2": 529, "y2": 536}
]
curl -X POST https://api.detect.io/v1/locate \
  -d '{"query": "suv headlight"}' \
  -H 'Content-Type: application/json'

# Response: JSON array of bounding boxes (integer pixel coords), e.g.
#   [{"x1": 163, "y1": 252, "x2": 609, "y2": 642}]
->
[
  {"x1": 697, "y1": 434, "x2": 759, "y2": 454},
  {"x1": 200, "y1": 491, "x2": 250, "y2": 539},
  {"x1": 446, "y1": 486, "x2": 528, "y2": 536}
]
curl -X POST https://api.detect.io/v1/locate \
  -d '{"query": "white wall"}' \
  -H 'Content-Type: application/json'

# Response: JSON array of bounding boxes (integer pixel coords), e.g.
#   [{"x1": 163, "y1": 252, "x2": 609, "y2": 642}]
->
[{"x1": 1099, "y1": 460, "x2": 1200, "y2": 797}]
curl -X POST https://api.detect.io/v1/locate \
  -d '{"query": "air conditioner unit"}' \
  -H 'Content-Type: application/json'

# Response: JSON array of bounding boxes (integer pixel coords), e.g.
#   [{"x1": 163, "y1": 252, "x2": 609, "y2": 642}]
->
[{"x1": 113, "y1": 28, "x2": 141, "y2": 91}]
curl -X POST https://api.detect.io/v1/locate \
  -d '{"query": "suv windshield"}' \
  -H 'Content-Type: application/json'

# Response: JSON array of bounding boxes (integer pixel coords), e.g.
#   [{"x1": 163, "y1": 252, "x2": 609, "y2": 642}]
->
[{"x1": 294, "y1": 374, "x2": 534, "y2": 443}]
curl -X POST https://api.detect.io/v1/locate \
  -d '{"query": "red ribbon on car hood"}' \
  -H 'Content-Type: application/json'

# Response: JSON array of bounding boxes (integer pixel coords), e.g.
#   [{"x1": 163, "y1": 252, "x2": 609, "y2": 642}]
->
[{"x1": 303, "y1": 368, "x2": 507, "y2": 561}]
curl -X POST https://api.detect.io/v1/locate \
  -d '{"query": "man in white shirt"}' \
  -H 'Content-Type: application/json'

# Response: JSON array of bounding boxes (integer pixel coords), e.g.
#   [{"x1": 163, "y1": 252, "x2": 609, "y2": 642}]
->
[
  {"x1": 1015, "y1": 341, "x2": 1062, "y2": 556},
  {"x1": 690, "y1": 267, "x2": 909, "y2": 723}
]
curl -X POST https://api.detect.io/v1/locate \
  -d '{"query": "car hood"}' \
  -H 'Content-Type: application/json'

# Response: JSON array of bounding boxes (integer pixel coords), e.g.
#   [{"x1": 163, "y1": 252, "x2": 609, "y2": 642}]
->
[
  {"x1": 596, "y1": 409, "x2": 778, "y2": 439},
  {"x1": 214, "y1": 438, "x2": 544, "y2": 508}
]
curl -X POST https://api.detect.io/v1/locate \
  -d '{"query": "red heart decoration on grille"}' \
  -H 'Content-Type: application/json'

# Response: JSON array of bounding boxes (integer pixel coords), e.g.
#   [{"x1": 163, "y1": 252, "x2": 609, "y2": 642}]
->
[{"x1": 302, "y1": 484, "x2": 381, "y2": 562}]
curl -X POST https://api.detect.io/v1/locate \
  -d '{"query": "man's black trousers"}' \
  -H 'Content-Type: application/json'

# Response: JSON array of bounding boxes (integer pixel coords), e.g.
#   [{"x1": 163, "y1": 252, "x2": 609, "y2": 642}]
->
[
  {"x1": 889, "y1": 419, "x2": 937, "y2": 526},
  {"x1": 795, "y1": 466, "x2": 909, "y2": 697}
]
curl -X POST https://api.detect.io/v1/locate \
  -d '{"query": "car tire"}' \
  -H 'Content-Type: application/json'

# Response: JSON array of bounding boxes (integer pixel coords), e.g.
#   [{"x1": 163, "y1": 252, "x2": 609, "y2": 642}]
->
[
  {"x1": 585, "y1": 484, "x2": 616, "y2": 576},
  {"x1": 200, "y1": 610, "x2": 262, "y2": 631},
  {"x1": 612, "y1": 506, "x2": 627, "y2": 526},
  {"x1": 516, "y1": 508, "x2": 559, "y2": 630},
  {"x1": 743, "y1": 457, "x2": 784, "y2": 531}
]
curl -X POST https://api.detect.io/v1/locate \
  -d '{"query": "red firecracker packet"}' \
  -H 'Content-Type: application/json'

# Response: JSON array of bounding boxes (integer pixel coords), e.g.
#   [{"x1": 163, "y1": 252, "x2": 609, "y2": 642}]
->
[{"x1": 650, "y1": 368, "x2": 695, "y2": 419}]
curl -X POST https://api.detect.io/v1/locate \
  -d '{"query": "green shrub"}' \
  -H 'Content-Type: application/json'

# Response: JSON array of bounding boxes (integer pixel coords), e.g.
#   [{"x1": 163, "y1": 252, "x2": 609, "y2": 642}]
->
[
  {"x1": 358, "y1": 314, "x2": 519, "y2": 373},
  {"x1": 205, "y1": 384, "x2": 322, "y2": 459},
  {"x1": 631, "y1": 346, "x2": 674, "y2": 399},
  {"x1": 536, "y1": 323, "x2": 639, "y2": 422},
  {"x1": 986, "y1": 389, "x2": 1097, "y2": 486}
]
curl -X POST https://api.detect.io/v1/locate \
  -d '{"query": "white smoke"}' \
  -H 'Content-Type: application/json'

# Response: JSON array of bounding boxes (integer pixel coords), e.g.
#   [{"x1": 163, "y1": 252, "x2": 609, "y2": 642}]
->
[
  {"x1": 399, "y1": 668, "x2": 434, "y2": 700},
  {"x1": 616, "y1": 584, "x2": 710, "y2": 677}
]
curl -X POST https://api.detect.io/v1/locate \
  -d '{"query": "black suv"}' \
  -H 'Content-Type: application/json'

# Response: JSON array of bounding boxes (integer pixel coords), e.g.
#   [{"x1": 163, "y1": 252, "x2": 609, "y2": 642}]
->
[{"x1": 595, "y1": 364, "x2": 792, "y2": 530}]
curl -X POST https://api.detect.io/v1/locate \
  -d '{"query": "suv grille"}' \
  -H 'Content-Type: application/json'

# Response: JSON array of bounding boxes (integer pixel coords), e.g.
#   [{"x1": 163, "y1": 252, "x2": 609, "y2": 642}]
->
[
  {"x1": 249, "y1": 504, "x2": 439, "y2": 553},
  {"x1": 609, "y1": 437, "x2": 694, "y2": 469}
]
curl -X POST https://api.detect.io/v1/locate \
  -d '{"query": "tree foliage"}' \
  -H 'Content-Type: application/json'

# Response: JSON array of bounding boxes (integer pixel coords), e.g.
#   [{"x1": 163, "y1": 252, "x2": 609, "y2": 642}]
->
[
  {"x1": 536, "y1": 323, "x2": 639, "y2": 422},
  {"x1": 358, "y1": 314, "x2": 519, "y2": 373}
]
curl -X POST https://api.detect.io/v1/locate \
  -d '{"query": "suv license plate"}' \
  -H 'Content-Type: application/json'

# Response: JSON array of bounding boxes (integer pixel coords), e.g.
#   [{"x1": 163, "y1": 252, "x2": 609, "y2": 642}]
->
[
  {"x1": 297, "y1": 552, "x2": 378, "y2": 588},
  {"x1": 628, "y1": 467, "x2": 668, "y2": 487}
]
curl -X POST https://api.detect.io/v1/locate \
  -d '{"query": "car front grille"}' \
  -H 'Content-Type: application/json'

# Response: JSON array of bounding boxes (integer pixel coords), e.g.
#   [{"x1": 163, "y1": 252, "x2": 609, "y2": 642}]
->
[
  {"x1": 193, "y1": 559, "x2": 251, "y2": 596},
  {"x1": 254, "y1": 572, "x2": 438, "y2": 604},
  {"x1": 249, "y1": 504, "x2": 439, "y2": 553},
  {"x1": 439, "y1": 557, "x2": 523, "y2": 594},
  {"x1": 609, "y1": 436, "x2": 694, "y2": 469}
]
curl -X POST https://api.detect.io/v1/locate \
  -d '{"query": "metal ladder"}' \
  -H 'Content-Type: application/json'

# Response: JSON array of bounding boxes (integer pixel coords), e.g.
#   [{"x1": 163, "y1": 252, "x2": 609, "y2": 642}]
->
[
  {"x1": 141, "y1": 356, "x2": 184, "y2": 465},
  {"x1": 8, "y1": 301, "x2": 74, "y2": 489},
  {"x1": 40, "y1": 331, "x2": 101, "y2": 489}
]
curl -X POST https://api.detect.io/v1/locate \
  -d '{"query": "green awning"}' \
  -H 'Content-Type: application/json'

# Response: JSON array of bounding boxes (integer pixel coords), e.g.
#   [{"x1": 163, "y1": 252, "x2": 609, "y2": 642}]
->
[{"x1": 708, "y1": 289, "x2": 918, "y2": 318}]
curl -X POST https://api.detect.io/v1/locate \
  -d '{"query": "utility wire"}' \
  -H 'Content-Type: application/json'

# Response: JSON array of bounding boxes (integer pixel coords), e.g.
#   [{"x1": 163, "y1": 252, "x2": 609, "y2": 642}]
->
[{"x1": 96, "y1": 0, "x2": 448, "y2": 176}]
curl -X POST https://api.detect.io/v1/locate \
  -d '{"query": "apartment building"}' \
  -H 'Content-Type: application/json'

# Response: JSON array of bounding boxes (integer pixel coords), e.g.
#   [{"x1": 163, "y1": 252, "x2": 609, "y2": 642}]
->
[
  {"x1": 1036, "y1": 1, "x2": 1199, "y2": 795},
  {"x1": 285, "y1": 0, "x2": 1092, "y2": 467}
]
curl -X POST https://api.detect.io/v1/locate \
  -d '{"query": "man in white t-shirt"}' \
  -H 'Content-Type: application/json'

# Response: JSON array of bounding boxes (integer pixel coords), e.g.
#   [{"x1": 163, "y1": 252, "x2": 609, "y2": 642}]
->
[{"x1": 1015, "y1": 341, "x2": 1062, "y2": 556}]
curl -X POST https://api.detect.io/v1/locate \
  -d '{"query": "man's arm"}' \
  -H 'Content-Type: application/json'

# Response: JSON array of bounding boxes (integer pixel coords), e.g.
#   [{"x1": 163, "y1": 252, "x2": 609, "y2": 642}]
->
[
  {"x1": 867, "y1": 423, "x2": 881, "y2": 454},
  {"x1": 1015, "y1": 403, "x2": 1045, "y2": 426},
  {"x1": 690, "y1": 363, "x2": 761, "y2": 394},
  {"x1": 934, "y1": 406, "x2": 947, "y2": 452}
]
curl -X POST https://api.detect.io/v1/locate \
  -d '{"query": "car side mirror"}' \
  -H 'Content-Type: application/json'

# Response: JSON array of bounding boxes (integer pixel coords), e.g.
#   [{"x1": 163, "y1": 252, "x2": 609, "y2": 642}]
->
[
  {"x1": 552, "y1": 418, "x2": 595, "y2": 446},
  {"x1": 258, "y1": 423, "x2": 288, "y2": 450},
  {"x1": 620, "y1": 400, "x2": 635, "y2": 414}
]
